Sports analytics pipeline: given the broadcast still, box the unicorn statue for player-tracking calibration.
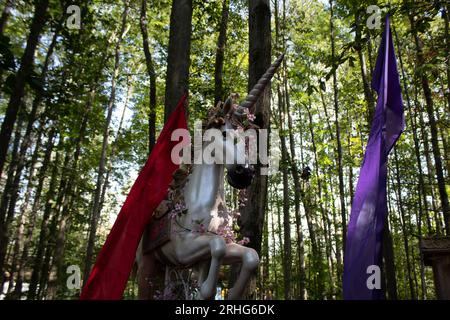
[137,54,284,300]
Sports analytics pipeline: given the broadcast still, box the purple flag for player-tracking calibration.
[343,15,405,300]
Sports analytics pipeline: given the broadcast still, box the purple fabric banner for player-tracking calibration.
[343,15,405,300]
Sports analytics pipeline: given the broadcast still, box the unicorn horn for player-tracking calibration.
[240,53,285,111]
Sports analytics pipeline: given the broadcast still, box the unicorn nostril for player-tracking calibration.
[227,164,255,190]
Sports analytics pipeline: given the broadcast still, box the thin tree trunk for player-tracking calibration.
[0,0,49,178]
[276,84,291,299]
[284,72,305,300]
[270,192,278,298]
[140,0,157,153]
[97,78,133,225]
[214,0,230,105]
[354,10,375,125]
[275,186,284,268]
[262,207,269,298]
[329,0,346,254]
[0,116,23,292]
[442,5,450,113]
[274,0,291,300]
[393,149,416,299]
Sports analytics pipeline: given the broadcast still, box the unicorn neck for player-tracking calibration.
[183,162,225,214]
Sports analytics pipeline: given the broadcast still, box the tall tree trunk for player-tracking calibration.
[284,70,305,300]
[274,0,291,300]
[83,0,129,283]
[0,116,23,291]
[409,13,450,235]
[214,0,230,105]
[329,0,346,254]
[140,0,157,153]
[164,0,192,121]
[296,90,323,297]
[275,186,284,268]
[354,9,375,126]
[261,207,269,298]
[240,0,271,257]
[442,5,450,113]
[394,149,416,299]
[269,190,278,298]
[0,0,49,179]
[97,78,133,229]
[276,84,291,300]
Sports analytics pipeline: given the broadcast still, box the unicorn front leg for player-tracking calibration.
[173,234,226,300]
[223,243,259,299]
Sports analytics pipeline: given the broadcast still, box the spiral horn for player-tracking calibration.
[240,53,285,111]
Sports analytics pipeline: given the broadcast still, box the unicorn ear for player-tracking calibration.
[222,97,233,114]
[222,93,240,115]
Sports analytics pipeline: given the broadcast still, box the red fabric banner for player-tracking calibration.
[80,95,188,300]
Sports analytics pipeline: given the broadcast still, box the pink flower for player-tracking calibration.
[247,113,256,121]
[169,211,178,219]
[238,237,250,245]
[193,220,206,233]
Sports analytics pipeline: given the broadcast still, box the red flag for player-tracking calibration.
[80,95,188,300]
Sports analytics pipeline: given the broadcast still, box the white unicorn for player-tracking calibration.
[137,54,284,300]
